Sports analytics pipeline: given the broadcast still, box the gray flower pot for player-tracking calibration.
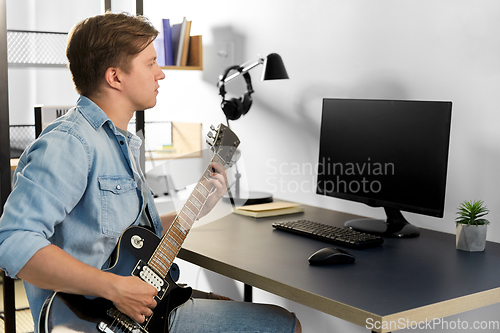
[456,224,487,252]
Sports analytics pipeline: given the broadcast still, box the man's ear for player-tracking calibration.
[104,67,122,90]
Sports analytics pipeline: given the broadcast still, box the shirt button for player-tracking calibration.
[120,141,125,145]
[116,185,121,190]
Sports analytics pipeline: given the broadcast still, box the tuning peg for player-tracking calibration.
[207,131,214,139]
[206,139,213,147]
[210,125,216,131]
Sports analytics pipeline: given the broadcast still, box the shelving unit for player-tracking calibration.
[134,0,203,171]
[161,35,203,71]
[0,2,204,332]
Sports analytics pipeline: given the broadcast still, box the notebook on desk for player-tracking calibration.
[232,202,304,218]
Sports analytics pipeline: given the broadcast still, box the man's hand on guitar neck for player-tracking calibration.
[199,162,228,219]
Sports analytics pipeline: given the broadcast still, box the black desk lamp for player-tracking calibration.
[217,53,289,206]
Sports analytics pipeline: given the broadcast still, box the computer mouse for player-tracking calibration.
[308,247,355,265]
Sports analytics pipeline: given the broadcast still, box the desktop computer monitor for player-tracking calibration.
[316,98,452,238]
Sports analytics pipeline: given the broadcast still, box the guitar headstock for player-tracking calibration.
[206,124,240,167]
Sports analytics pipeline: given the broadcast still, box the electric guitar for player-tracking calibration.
[39,124,240,333]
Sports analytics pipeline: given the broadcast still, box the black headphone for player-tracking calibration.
[219,65,254,121]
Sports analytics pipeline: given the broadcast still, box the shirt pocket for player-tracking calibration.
[98,176,139,238]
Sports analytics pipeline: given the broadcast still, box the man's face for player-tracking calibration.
[120,42,165,111]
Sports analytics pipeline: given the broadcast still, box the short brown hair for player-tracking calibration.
[66,12,158,97]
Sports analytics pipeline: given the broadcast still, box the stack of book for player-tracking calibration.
[232,202,304,218]
[155,17,201,67]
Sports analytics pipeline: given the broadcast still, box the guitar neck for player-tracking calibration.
[148,154,225,277]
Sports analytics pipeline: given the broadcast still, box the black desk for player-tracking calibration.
[178,204,500,333]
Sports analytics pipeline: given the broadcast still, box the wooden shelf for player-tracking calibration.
[161,65,202,71]
[161,35,203,71]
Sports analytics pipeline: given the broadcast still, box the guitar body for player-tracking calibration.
[39,226,192,333]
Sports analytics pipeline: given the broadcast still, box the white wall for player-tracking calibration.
[145,1,500,332]
[7,1,500,332]
[145,0,500,240]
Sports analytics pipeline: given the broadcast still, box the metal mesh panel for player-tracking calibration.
[7,30,68,66]
[9,125,35,158]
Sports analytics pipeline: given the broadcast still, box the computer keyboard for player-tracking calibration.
[272,219,384,249]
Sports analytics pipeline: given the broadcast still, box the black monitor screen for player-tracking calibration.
[317,98,452,231]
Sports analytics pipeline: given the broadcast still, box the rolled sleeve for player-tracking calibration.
[0,130,89,278]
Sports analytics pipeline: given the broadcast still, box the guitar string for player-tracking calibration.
[148,154,220,276]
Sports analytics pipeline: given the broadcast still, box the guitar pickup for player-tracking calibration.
[133,260,168,300]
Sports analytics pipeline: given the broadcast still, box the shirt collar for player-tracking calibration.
[76,95,111,130]
[75,95,142,149]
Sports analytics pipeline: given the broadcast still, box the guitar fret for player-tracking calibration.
[190,196,203,210]
[201,174,212,186]
[148,261,161,274]
[212,154,224,164]
[181,210,195,224]
[150,260,168,276]
[152,264,168,278]
[177,216,192,230]
[204,166,212,174]
[196,185,209,198]
[193,190,206,205]
[186,200,199,213]
[155,245,175,263]
[159,241,176,258]
[184,205,198,219]
[170,228,185,244]
[167,235,181,249]
[156,251,174,267]
[164,238,179,254]
[161,248,176,263]
[153,251,173,269]
[174,223,187,236]
[156,250,173,266]
[200,181,213,194]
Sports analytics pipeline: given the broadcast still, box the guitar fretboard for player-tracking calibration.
[148,154,225,277]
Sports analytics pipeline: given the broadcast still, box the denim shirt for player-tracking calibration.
[0,96,163,330]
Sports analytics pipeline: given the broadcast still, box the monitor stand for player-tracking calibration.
[344,207,420,238]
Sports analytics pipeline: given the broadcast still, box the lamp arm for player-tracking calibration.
[221,57,265,84]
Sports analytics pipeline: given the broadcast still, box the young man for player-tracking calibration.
[0,12,301,333]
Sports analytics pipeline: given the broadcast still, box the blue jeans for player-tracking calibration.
[169,298,298,333]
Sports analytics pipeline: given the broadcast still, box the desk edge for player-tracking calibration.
[178,247,381,329]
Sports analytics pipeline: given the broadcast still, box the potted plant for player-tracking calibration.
[455,200,490,252]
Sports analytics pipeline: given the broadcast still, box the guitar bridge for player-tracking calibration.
[133,260,168,299]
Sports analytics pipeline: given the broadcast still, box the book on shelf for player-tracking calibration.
[153,20,165,66]
[187,35,202,67]
[153,38,165,67]
[162,18,174,66]
[158,17,199,68]
[172,17,188,66]
[179,20,192,66]
[170,19,182,66]
[232,202,304,218]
